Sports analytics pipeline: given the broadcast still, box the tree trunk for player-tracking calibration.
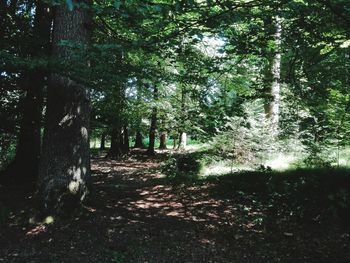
[178,132,187,150]
[173,135,177,149]
[134,131,145,148]
[122,125,129,154]
[107,127,123,158]
[37,1,92,213]
[177,86,187,150]
[159,132,167,149]
[2,0,52,183]
[265,16,282,135]
[147,86,158,155]
[100,132,106,150]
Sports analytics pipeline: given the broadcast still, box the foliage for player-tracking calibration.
[211,100,276,165]
[0,134,16,170]
[162,152,203,181]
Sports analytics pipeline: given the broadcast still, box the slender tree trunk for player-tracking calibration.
[173,135,177,149]
[147,86,158,155]
[265,16,282,135]
[122,125,129,154]
[178,132,187,150]
[37,1,92,213]
[133,82,144,149]
[2,0,52,183]
[134,131,145,148]
[159,132,167,149]
[178,86,187,150]
[100,132,106,150]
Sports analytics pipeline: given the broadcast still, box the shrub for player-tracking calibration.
[162,153,203,180]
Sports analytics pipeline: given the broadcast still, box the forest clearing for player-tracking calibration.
[1,0,350,262]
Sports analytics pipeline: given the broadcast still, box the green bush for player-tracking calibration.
[162,153,203,181]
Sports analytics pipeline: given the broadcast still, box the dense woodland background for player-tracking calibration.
[0,0,350,262]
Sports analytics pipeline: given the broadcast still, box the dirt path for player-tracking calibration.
[1,154,349,262]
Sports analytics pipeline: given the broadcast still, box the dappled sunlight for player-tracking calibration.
[2,155,350,262]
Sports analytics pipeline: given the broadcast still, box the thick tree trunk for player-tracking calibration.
[107,127,123,158]
[134,131,145,148]
[159,132,167,149]
[147,86,158,155]
[2,0,51,183]
[265,16,282,135]
[37,1,91,213]
[100,132,106,150]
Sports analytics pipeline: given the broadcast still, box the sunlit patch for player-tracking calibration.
[265,153,297,170]
[68,181,80,194]
[81,127,88,140]
[26,225,47,236]
[83,206,96,212]
[44,216,54,224]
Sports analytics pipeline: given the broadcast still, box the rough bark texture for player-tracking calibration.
[159,132,167,149]
[107,127,123,158]
[2,0,51,183]
[265,16,282,135]
[37,1,91,213]
[147,86,158,155]
[134,131,145,148]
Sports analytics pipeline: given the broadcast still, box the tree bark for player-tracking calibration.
[178,132,187,150]
[173,135,177,149]
[265,16,282,135]
[2,0,52,183]
[107,127,123,158]
[37,1,92,213]
[147,86,158,155]
[159,132,167,149]
[134,131,145,148]
[122,125,129,154]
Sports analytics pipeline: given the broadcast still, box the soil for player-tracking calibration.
[0,150,349,262]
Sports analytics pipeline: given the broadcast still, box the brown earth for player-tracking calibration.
[0,150,349,262]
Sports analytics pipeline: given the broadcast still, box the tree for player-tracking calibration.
[2,0,52,183]
[147,85,158,155]
[265,15,282,135]
[37,0,92,212]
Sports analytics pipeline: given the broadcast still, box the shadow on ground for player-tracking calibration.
[0,151,349,262]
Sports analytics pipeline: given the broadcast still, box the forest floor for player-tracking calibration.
[0,149,350,263]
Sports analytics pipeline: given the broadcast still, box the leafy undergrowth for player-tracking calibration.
[0,150,350,262]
